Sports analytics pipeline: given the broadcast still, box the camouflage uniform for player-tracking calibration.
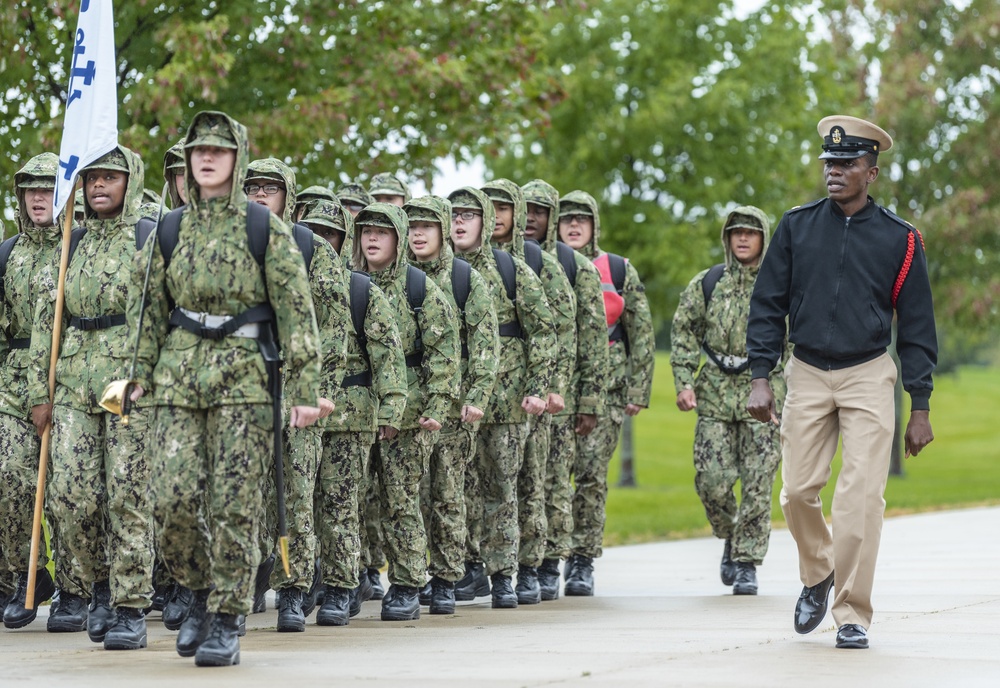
[0,154,61,582]
[671,206,786,565]
[294,185,336,223]
[130,112,321,616]
[522,179,608,563]
[559,191,655,562]
[482,180,575,572]
[29,146,154,609]
[352,203,459,589]
[404,196,499,583]
[447,187,555,578]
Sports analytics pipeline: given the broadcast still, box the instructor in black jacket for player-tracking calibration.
[746,115,936,650]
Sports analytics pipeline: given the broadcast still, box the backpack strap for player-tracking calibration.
[492,248,523,339]
[608,253,626,294]
[136,217,157,251]
[523,240,543,277]
[701,263,726,306]
[292,223,315,273]
[246,201,271,267]
[555,241,578,287]
[452,257,472,359]
[158,206,186,268]
[343,270,373,388]
[405,264,427,367]
[0,234,20,302]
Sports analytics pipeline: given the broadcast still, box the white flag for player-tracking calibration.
[53,0,119,218]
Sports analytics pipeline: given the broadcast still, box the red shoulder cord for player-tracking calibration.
[891,228,924,308]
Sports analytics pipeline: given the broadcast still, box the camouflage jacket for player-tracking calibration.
[523,179,607,417]
[28,146,145,413]
[560,190,655,409]
[352,203,459,429]
[1,153,62,419]
[405,195,499,415]
[449,187,555,424]
[129,112,321,408]
[671,205,787,421]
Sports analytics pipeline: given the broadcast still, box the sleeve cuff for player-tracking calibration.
[909,392,931,412]
[750,359,774,380]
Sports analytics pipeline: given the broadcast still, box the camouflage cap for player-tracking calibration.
[82,147,130,174]
[521,179,558,209]
[244,170,285,184]
[368,172,410,200]
[481,184,514,204]
[404,206,440,224]
[447,190,483,210]
[355,206,398,230]
[164,140,186,173]
[15,152,59,190]
[725,212,764,232]
[297,185,336,203]
[185,114,238,149]
[558,200,594,218]
[337,182,374,207]
[302,198,348,233]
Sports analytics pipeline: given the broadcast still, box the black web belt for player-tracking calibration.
[498,321,524,339]
[68,313,127,331]
[8,338,30,349]
[168,303,274,341]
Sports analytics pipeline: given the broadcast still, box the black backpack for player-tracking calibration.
[555,241,578,287]
[701,263,726,306]
[605,252,629,353]
[0,235,20,301]
[491,248,523,339]
[451,257,473,358]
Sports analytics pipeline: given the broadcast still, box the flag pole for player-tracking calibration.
[26,179,78,610]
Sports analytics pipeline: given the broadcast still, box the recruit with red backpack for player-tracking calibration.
[593,252,628,354]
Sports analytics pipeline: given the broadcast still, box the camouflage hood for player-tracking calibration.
[403,194,454,270]
[162,139,186,208]
[295,185,336,219]
[481,178,526,258]
[14,152,61,235]
[301,197,354,258]
[184,110,250,211]
[81,144,145,230]
[446,186,497,258]
[558,190,603,259]
[721,204,770,268]
[352,202,410,282]
[248,157,297,225]
[521,178,560,253]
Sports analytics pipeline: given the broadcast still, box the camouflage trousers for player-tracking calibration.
[48,404,153,607]
[693,417,781,564]
[467,422,528,577]
[150,403,270,616]
[373,428,434,588]
[570,405,624,560]
[361,444,386,571]
[543,415,577,561]
[0,414,47,573]
[420,420,476,582]
[517,413,550,568]
[315,430,372,589]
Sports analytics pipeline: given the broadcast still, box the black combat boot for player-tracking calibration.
[3,568,56,629]
[380,584,420,621]
[301,559,323,617]
[194,613,241,667]
[563,554,594,597]
[428,577,455,615]
[720,539,737,586]
[454,562,490,601]
[252,553,275,613]
[316,585,350,626]
[515,565,541,605]
[538,558,561,601]
[349,570,373,618]
[103,607,148,650]
[367,567,385,600]
[418,580,433,607]
[490,573,517,609]
[87,580,114,642]
[276,587,305,632]
[175,588,212,657]
[162,584,194,630]
[732,562,759,596]
[47,590,88,632]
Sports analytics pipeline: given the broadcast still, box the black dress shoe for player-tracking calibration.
[367,568,385,601]
[381,584,420,621]
[276,588,305,633]
[162,585,193,630]
[538,559,561,601]
[564,554,594,597]
[720,539,737,586]
[88,580,114,643]
[836,623,869,649]
[794,571,835,634]
[301,559,323,618]
[490,573,517,609]
[195,613,241,667]
[4,568,56,629]
[454,562,490,601]
[732,562,758,596]
[349,570,373,617]
[176,588,212,657]
[104,607,148,650]
[428,577,455,615]
[515,565,541,605]
[47,591,88,632]
[316,585,350,626]
[252,554,275,613]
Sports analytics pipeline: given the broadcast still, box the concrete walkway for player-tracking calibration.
[2,506,998,687]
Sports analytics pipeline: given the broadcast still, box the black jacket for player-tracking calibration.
[747,197,937,410]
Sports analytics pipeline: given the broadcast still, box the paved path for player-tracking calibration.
[3,506,998,687]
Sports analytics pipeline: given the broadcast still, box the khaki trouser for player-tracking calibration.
[779,353,896,629]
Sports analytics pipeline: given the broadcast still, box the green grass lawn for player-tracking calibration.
[603,352,1000,545]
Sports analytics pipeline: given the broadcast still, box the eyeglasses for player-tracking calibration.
[451,211,482,221]
[560,213,591,225]
[244,183,284,196]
